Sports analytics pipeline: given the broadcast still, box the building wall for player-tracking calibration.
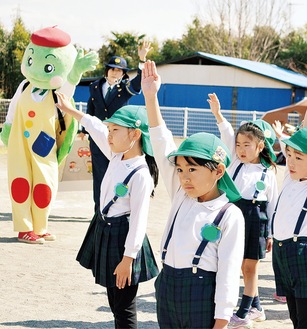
[74,64,306,112]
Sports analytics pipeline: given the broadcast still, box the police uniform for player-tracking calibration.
[218,120,278,259]
[149,124,245,328]
[84,57,143,211]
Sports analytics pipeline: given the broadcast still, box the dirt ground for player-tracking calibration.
[0,142,293,329]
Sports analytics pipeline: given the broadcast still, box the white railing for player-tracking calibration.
[1,100,301,138]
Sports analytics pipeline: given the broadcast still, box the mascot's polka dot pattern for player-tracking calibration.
[24,109,36,138]
[11,178,30,203]
[11,178,52,208]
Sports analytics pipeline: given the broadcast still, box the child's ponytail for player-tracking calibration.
[145,154,159,197]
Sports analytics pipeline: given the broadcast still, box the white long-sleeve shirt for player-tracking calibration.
[80,114,153,259]
[149,123,245,321]
[273,137,307,240]
[217,120,278,222]
[273,168,307,240]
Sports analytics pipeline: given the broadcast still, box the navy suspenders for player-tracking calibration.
[232,163,243,181]
[272,194,307,242]
[101,164,147,216]
[232,163,267,203]
[162,202,233,274]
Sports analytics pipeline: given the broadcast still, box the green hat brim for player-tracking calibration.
[282,128,307,154]
[167,150,241,202]
[104,117,153,156]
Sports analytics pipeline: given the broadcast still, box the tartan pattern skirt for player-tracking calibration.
[234,199,268,260]
[273,237,307,298]
[76,211,159,288]
[155,264,216,329]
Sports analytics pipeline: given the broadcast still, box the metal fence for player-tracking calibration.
[75,102,264,138]
[0,100,11,128]
[0,100,301,139]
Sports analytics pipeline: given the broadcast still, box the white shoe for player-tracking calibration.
[248,307,266,322]
[228,314,253,328]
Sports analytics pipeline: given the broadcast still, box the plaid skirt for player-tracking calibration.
[76,211,159,288]
[273,237,307,298]
[234,199,268,260]
[155,264,216,329]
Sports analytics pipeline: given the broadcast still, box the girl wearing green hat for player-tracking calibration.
[271,117,307,329]
[142,61,245,328]
[209,93,279,328]
[55,91,159,329]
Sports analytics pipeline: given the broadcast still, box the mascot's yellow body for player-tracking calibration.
[1,26,98,243]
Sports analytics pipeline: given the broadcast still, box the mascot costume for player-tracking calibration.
[0,26,98,244]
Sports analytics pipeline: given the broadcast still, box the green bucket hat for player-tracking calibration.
[246,119,277,167]
[167,132,241,202]
[104,105,153,156]
[282,127,307,154]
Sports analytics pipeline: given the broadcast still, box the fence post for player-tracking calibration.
[183,108,188,138]
[252,111,257,121]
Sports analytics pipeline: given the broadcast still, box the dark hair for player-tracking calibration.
[105,67,129,80]
[145,154,159,197]
[175,156,219,171]
[236,122,276,168]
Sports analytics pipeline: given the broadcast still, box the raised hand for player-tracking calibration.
[207,93,221,116]
[208,93,224,124]
[141,60,161,97]
[138,40,153,61]
[272,120,284,139]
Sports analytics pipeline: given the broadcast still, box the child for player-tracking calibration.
[142,61,245,329]
[80,41,152,212]
[208,93,279,328]
[271,118,307,328]
[55,91,159,329]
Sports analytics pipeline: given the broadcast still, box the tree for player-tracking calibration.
[97,32,145,70]
[93,32,162,77]
[248,25,281,62]
[192,0,289,61]
[2,16,30,98]
[0,24,8,98]
[276,26,307,75]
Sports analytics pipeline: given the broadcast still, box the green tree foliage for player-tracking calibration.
[98,32,146,70]
[1,16,30,98]
[275,26,307,75]
[0,24,8,98]
[92,32,162,77]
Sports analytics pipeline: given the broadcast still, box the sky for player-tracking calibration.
[1,0,307,51]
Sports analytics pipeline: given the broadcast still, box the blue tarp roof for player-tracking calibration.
[193,52,307,88]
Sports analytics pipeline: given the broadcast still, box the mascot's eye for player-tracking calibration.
[28,57,33,66]
[44,64,55,73]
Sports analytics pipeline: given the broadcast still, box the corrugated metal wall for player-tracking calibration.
[74,64,306,112]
